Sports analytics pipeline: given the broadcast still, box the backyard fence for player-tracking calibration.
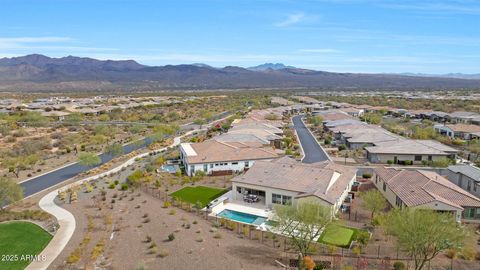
[139,184,477,270]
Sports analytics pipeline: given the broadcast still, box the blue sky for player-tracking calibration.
[0,0,479,73]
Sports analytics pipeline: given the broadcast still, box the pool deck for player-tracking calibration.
[210,201,274,219]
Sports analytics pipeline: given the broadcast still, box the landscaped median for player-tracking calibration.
[170,186,228,208]
[0,221,53,270]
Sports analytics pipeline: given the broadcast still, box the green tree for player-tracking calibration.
[385,209,469,270]
[19,111,49,127]
[360,189,388,219]
[430,157,452,168]
[127,170,144,187]
[308,116,323,127]
[361,113,382,125]
[78,152,101,167]
[193,118,206,128]
[273,202,332,270]
[0,177,23,207]
[64,112,84,126]
[4,155,38,178]
[105,143,124,157]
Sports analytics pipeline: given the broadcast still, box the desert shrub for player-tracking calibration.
[167,233,175,241]
[169,209,176,215]
[148,246,158,254]
[352,246,361,256]
[338,144,347,151]
[393,261,405,270]
[460,247,476,261]
[162,201,171,208]
[195,238,203,242]
[158,249,169,258]
[121,183,129,190]
[355,230,370,246]
[446,249,457,259]
[67,248,81,264]
[91,239,105,260]
[362,173,372,179]
[387,160,394,165]
[145,235,152,243]
[213,233,222,239]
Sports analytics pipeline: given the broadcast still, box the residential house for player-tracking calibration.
[365,139,458,164]
[373,167,480,222]
[340,107,365,117]
[231,157,357,215]
[442,164,480,198]
[434,124,480,140]
[448,111,480,124]
[180,140,279,176]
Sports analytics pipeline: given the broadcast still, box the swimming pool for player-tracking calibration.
[217,209,266,225]
[161,164,177,173]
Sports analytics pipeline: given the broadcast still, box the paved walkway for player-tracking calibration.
[292,115,331,163]
[25,123,219,269]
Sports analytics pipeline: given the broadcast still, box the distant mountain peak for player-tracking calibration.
[0,54,479,91]
[247,63,296,71]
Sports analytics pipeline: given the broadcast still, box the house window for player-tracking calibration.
[474,183,477,192]
[215,163,219,166]
[203,164,208,172]
[375,175,378,184]
[272,194,282,204]
[428,155,432,161]
[467,180,472,191]
[210,164,213,169]
[232,162,238,165]
[464,208,475,219]
[395,196,403,208]
[414,155,422,161]
[383,182,386,192]
[272,194,292,205]
[282,196,292,205]
[244,161,250,168]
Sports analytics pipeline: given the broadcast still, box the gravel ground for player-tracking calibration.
[49,179,282,270]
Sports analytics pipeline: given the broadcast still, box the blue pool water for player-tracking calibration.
[218,209,266,225]
[161,164,177,173]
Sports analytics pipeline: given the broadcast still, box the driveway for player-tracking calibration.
[292,115,331,163]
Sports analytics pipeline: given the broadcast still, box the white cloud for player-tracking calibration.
[297,48,342,53]
[274,12,305,27]
[0,36,117,53]
[0,36,72,49]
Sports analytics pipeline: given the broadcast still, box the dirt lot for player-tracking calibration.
[49,176,282,270]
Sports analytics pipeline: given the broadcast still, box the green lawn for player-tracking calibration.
[318,224,360,248]
[170,186,227,207]
[0,221,53,270]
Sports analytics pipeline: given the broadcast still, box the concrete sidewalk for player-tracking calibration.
[25,127,206,269]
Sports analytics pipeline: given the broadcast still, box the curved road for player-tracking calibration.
[20,138,154,198]
[19,111,231,199]
[292,115,331,163]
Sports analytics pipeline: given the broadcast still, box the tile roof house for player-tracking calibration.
[434,124,480,140]
[180,140,279,176]
[365,139,458,164]
[231,157,357,214]
[443,164,480,199]
[448,111,480,124]
[373,167,480,222]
